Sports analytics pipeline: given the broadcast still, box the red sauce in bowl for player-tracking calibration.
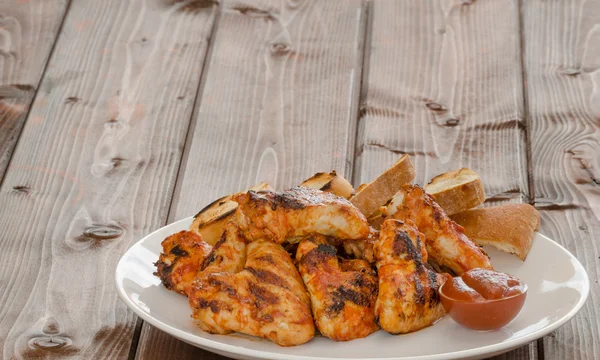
[439,269,527,330]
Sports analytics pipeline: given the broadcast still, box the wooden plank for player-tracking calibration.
[134,0,368,357]
[0,0,69,182]
[134,325,226,360]
[357,1,535,359]
[0,0,217,358]
[523,0,600,358]
[491,346,539,360]
[356,0,528,203]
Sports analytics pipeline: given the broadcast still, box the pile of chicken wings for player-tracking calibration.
[155,185,492,346]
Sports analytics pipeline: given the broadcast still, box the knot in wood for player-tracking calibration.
[179,0,217,13]
[13,185,31,193]
[28,335,72,350]
[42,317,61,335]
[83,224,124,240]
[270,43,291,56]
[426,102,446,111]
[13,84,36,92]
[233,5,275,20]
[111,157,125,168]
[445,118,460,127]
[561,68,580,76]
[0,84,35,99]
[105,119,123,130]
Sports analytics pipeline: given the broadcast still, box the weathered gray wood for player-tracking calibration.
[523,0,600,358]
[357,1,534,359]
[491,345,539,360]
[0,0,69,182]
[356,0,528,202]
[134,0,368,358]
[0,0,217,358]
[135,325,225,360]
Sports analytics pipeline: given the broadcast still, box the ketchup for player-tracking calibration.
[439,269,528,330]
[444,268,526,301]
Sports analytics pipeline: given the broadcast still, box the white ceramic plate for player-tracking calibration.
[116,217,589,360]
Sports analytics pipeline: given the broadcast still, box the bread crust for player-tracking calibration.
[450,204,540,260]
[190,183,271,245]
[425,168,485,216]
[350,154,415,217]
[300,171,355,199]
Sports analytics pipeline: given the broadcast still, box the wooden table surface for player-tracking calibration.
[0,0,597,359]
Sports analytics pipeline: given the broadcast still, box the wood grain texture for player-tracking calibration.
[135,326,225,360]
[491,345,539,360]
[523,0,600,358]
[356,0,528,204]
[134,0,367,358]
[0,0,217,358]
[171,0,367,206]
[0,0,69,182]
[357,1,534,359]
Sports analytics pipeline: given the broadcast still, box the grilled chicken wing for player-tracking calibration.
[335,227,379,263]
[232,186,370,244]
[154,231,212,295]
[384,185,492,274]
[296,234,379,341]
[188,222,315,346]
[375,219,450,334]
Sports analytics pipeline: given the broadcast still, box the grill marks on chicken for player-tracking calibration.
[154,231,212,295]
[375,219,451,334]
[233,186,370,244]
[296,234,379,341]
[385,185,492,275]
[153,185,490,345]
[201,222,247,274]
[188,223,315,346]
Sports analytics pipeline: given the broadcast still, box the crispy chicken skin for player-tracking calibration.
[188,223,315,346]
[385,185,493,275]
[201,222,247,274]
[232,186,370,244]
[375,219,451,334]
[154,231,212,295]
[296,234,379,341]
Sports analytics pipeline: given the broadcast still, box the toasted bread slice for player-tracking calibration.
[301,171,355,199]
[190,182,271,245]
[354,183,368,193]
[450,204,540,260]
[350,154,416,217]
[367,211,385,230]
[424,168,485,216]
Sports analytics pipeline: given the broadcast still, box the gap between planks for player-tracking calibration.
[0,0,72,186]
[132,0,370,358]
[0,0,221,358]
[353,1,535,359]
[352,0,374,187]
[126,1,224,359]
[517,0,543,358]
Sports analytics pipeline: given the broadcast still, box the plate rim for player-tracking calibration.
[115,217,590,360]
